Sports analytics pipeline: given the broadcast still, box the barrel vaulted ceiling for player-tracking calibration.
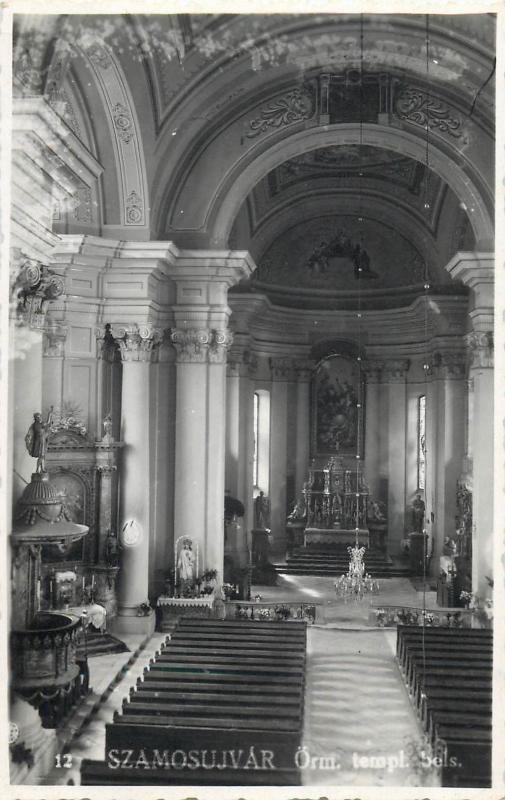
[13,13,495,309]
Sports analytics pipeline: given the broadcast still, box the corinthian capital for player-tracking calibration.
[10,253,65,330]
[382,359,410,382]
[465,331,493,369]
[171,328,232,364]
[362,360,384,383]
[269,357,295,381]
[209,330,233,364]
[432,351,467,379]
[292,359,315,382]
[114,324,162,363]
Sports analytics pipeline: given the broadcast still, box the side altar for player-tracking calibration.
[287,456,370,548]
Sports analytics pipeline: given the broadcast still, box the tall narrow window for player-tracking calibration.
[418,394,426,490]
[253,389,270,495]
[253,391,259,488]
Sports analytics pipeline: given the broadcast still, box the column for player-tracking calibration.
[465,332,494,596]
[431,352,467,572]
[113,324,160,635]
[293,361,313,496]
[171,328,232,584]
[226,345,256,532]
[383,359,409,555]
[169,251,254,585]
[269,357,292,554]
[149,337,176,596]
[447,252,494,597]
[363,361,383,500]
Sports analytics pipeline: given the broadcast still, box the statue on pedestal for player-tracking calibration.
[105,530,120,567]
[25,407,54,473]
[254,491,270,530]
[101,413,114,444]
[177,539,196,593]
[412,492,426,533]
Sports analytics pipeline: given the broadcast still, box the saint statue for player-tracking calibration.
[177,541,196,587]
[102,413,114,443]
[412,493,426,533]
[254,491,269,530]
[288,494,307,522]
[105,530,120,567]
[25,407,54,473]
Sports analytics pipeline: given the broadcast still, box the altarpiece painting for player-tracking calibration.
[311,354,365,458]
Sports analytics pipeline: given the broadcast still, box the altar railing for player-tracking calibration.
[226,600,321,624]
[369,604,473,628]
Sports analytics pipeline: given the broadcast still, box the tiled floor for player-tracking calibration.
[37,575,440,787]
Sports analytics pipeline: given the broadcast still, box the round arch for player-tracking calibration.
[210,124,493,251]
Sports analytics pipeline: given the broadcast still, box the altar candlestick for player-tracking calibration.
[36,578,41,611]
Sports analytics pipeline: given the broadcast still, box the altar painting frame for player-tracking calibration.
[311,354,365,459]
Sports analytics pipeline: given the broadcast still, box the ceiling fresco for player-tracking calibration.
[255,215,427,292]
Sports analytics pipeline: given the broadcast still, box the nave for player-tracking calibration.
[38,573,491,789]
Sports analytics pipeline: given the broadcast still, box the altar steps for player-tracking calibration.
[279,547,411,578]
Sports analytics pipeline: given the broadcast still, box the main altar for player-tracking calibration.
[289,456,370,548]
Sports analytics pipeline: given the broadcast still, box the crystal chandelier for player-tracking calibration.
[334,15,379,604]
[335,540,379,600]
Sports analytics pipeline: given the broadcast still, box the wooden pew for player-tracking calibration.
[396,625,493,787]
[81,618,307,785]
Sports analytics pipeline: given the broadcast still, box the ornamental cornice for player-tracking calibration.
[465,331,494,369]
[171,328,232,364]
[114,325,162,363]
[382,359,410,381]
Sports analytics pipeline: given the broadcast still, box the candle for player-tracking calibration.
[50,579,54,608]
[36,578,41,611]
[91,574,95,590]
[82,576,85,597]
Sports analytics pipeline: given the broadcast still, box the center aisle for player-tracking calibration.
[302,626,440,787]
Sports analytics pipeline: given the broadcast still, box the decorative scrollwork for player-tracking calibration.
[394,85,463,139]
[125,190,143,225]
[86,44,112,70]
[247,89,313,139]
[112,102,135,144]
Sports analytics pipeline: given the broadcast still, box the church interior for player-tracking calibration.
[6,11,499,791]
